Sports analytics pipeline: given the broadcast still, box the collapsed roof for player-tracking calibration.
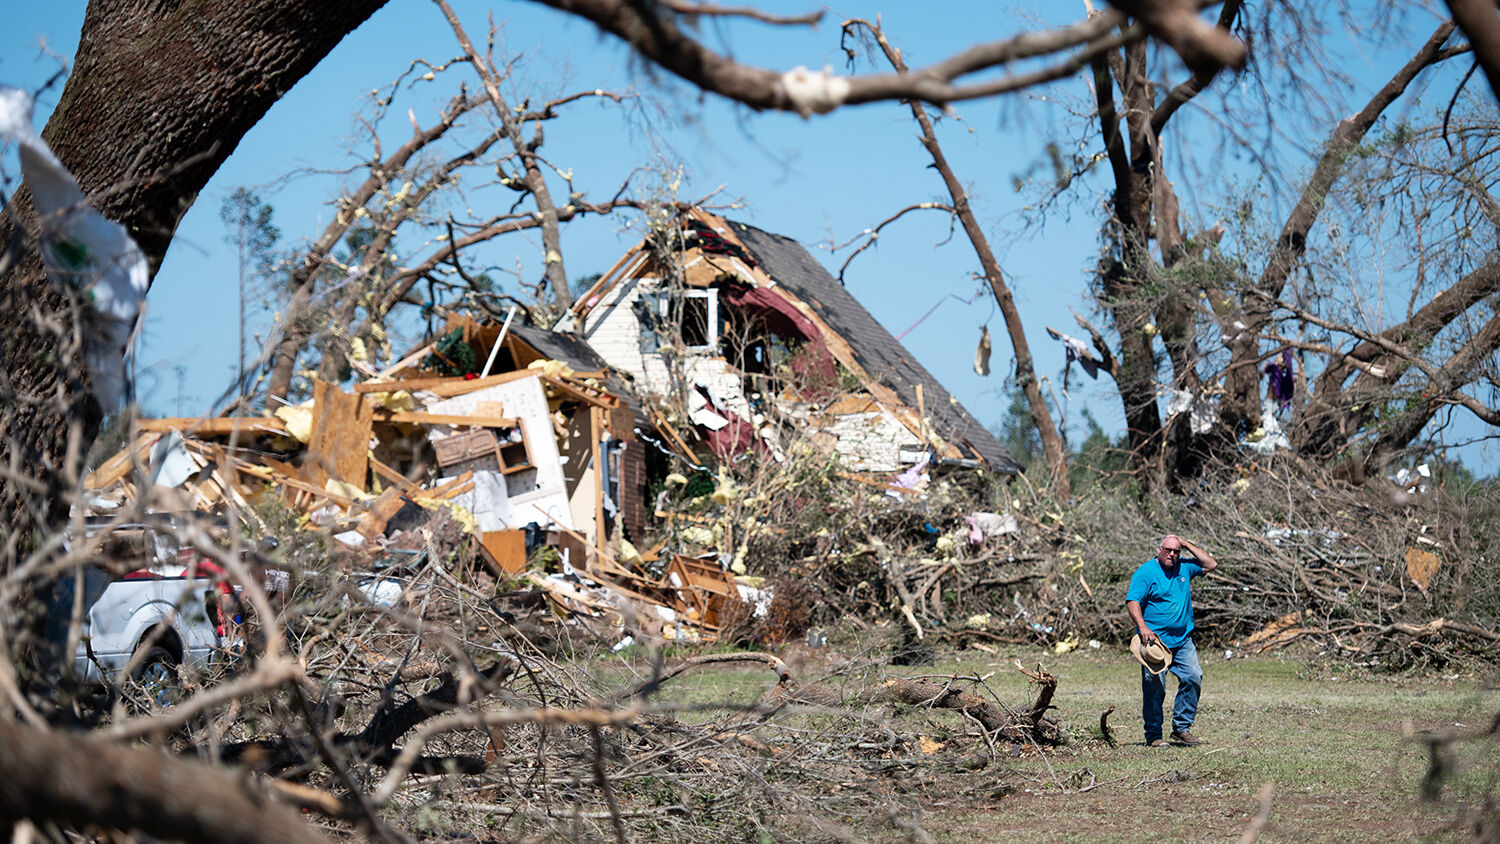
[561,208,1021,475]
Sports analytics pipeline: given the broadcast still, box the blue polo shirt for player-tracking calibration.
[1126,557,1203,648]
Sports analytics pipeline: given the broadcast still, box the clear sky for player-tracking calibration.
[4,1,1495,477]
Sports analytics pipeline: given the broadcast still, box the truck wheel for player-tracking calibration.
[130,645,180,708]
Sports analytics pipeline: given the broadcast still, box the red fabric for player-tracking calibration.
[181,553,237,636]
[704,410,759,461]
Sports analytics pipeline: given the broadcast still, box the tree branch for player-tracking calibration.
[524,0,1136,114]
[0,722,326,844]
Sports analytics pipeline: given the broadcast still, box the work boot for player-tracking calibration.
[1170,729,1202,746]
[1147,738,1168,748]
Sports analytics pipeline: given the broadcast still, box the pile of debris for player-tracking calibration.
[85,314,741,641]
[86,209,1034,645]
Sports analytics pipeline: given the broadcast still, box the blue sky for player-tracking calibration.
[4,1,1495,477]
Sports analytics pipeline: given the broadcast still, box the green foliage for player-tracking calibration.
[1068,409,1131,493]
[423,327,477,376]
[992,380,1043,471]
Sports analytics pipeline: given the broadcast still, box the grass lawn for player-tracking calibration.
[611,644,1500,842]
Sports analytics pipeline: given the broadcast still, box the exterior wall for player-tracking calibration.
[580,275,755,428]
[427,375,573,531]
[577,276,650,382]
[820,410,923,472]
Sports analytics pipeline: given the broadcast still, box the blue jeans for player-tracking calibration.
[1141,636,1202,741]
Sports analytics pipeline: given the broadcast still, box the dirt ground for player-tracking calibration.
[642,644,1500,843]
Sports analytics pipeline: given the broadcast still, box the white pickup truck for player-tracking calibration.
[49,517,244,704]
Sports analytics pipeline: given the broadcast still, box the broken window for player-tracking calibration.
[638,285,720,353]
[674,288,718,350]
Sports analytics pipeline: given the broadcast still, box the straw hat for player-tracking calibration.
[1130,634,1173,675]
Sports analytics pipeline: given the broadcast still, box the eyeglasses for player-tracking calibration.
[1159,547,1181,555]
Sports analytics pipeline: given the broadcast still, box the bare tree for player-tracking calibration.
[838,17,1072,500]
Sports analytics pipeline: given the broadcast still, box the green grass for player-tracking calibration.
[619,644,1498,842]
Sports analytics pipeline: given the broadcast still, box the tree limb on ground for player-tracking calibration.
[0,721,326,844]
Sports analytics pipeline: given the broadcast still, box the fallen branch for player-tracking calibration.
[0,722,326,844]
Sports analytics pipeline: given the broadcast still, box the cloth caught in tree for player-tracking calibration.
[1264,348,1294,411]
[1046,327,1100,379]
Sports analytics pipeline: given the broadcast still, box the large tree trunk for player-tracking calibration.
[0,0,386,693]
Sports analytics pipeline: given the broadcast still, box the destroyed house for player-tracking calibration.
[84,314,649,576]
[557,209,1021,478]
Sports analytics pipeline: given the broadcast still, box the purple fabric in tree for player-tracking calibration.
[1264,348,1295,410]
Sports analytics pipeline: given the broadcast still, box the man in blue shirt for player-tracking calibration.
[1126,534,1218,747]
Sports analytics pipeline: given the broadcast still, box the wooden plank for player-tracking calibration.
[368,455,422,496]
[647,409,698,463]
[353,374,461,394]
[273,473,356,510]
[590,405,605,548]
[425,470,475,500]
[357,487,407,539]
[135,417,288,436]
[667,554,738,627]
[543,513,666,596]
[305,381,370,490]
[569,243,645,316]
[477,530,528,576]
[432,480,474,500]
[373,411,519,428]
[423,369,540,398]
[367,341,437,381]
[542,374,618,408]
[85,432,157,490]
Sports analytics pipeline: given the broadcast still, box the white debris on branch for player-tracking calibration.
[0,85,148,409]
[778,65,851,117]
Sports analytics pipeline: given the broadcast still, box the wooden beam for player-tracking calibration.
[373,411,519,428]
[424,369,541,398]
[426,470,475,500]
[590,405,606,549]
[85,432,158,490]
[368,456,423,496]
[542,374,618,408]
[135,417,288,436]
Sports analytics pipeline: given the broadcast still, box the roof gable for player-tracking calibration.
[723,219,1020,475]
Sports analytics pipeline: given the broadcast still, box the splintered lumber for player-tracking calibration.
[86,432,158,490]
[134,416,289,437]
[524,571,615,614]
[666,555,738,627]
[541,374,617,408]
[646,408,699,463]
[306,380,373,489]
[368,341,438,381]
[357,487,408,539]
[425,471,475,500]
[355,369,537,398]
[544,516,664,602]
[368,456,423,496]
[271,474,357,510]
[373,411,518,428]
